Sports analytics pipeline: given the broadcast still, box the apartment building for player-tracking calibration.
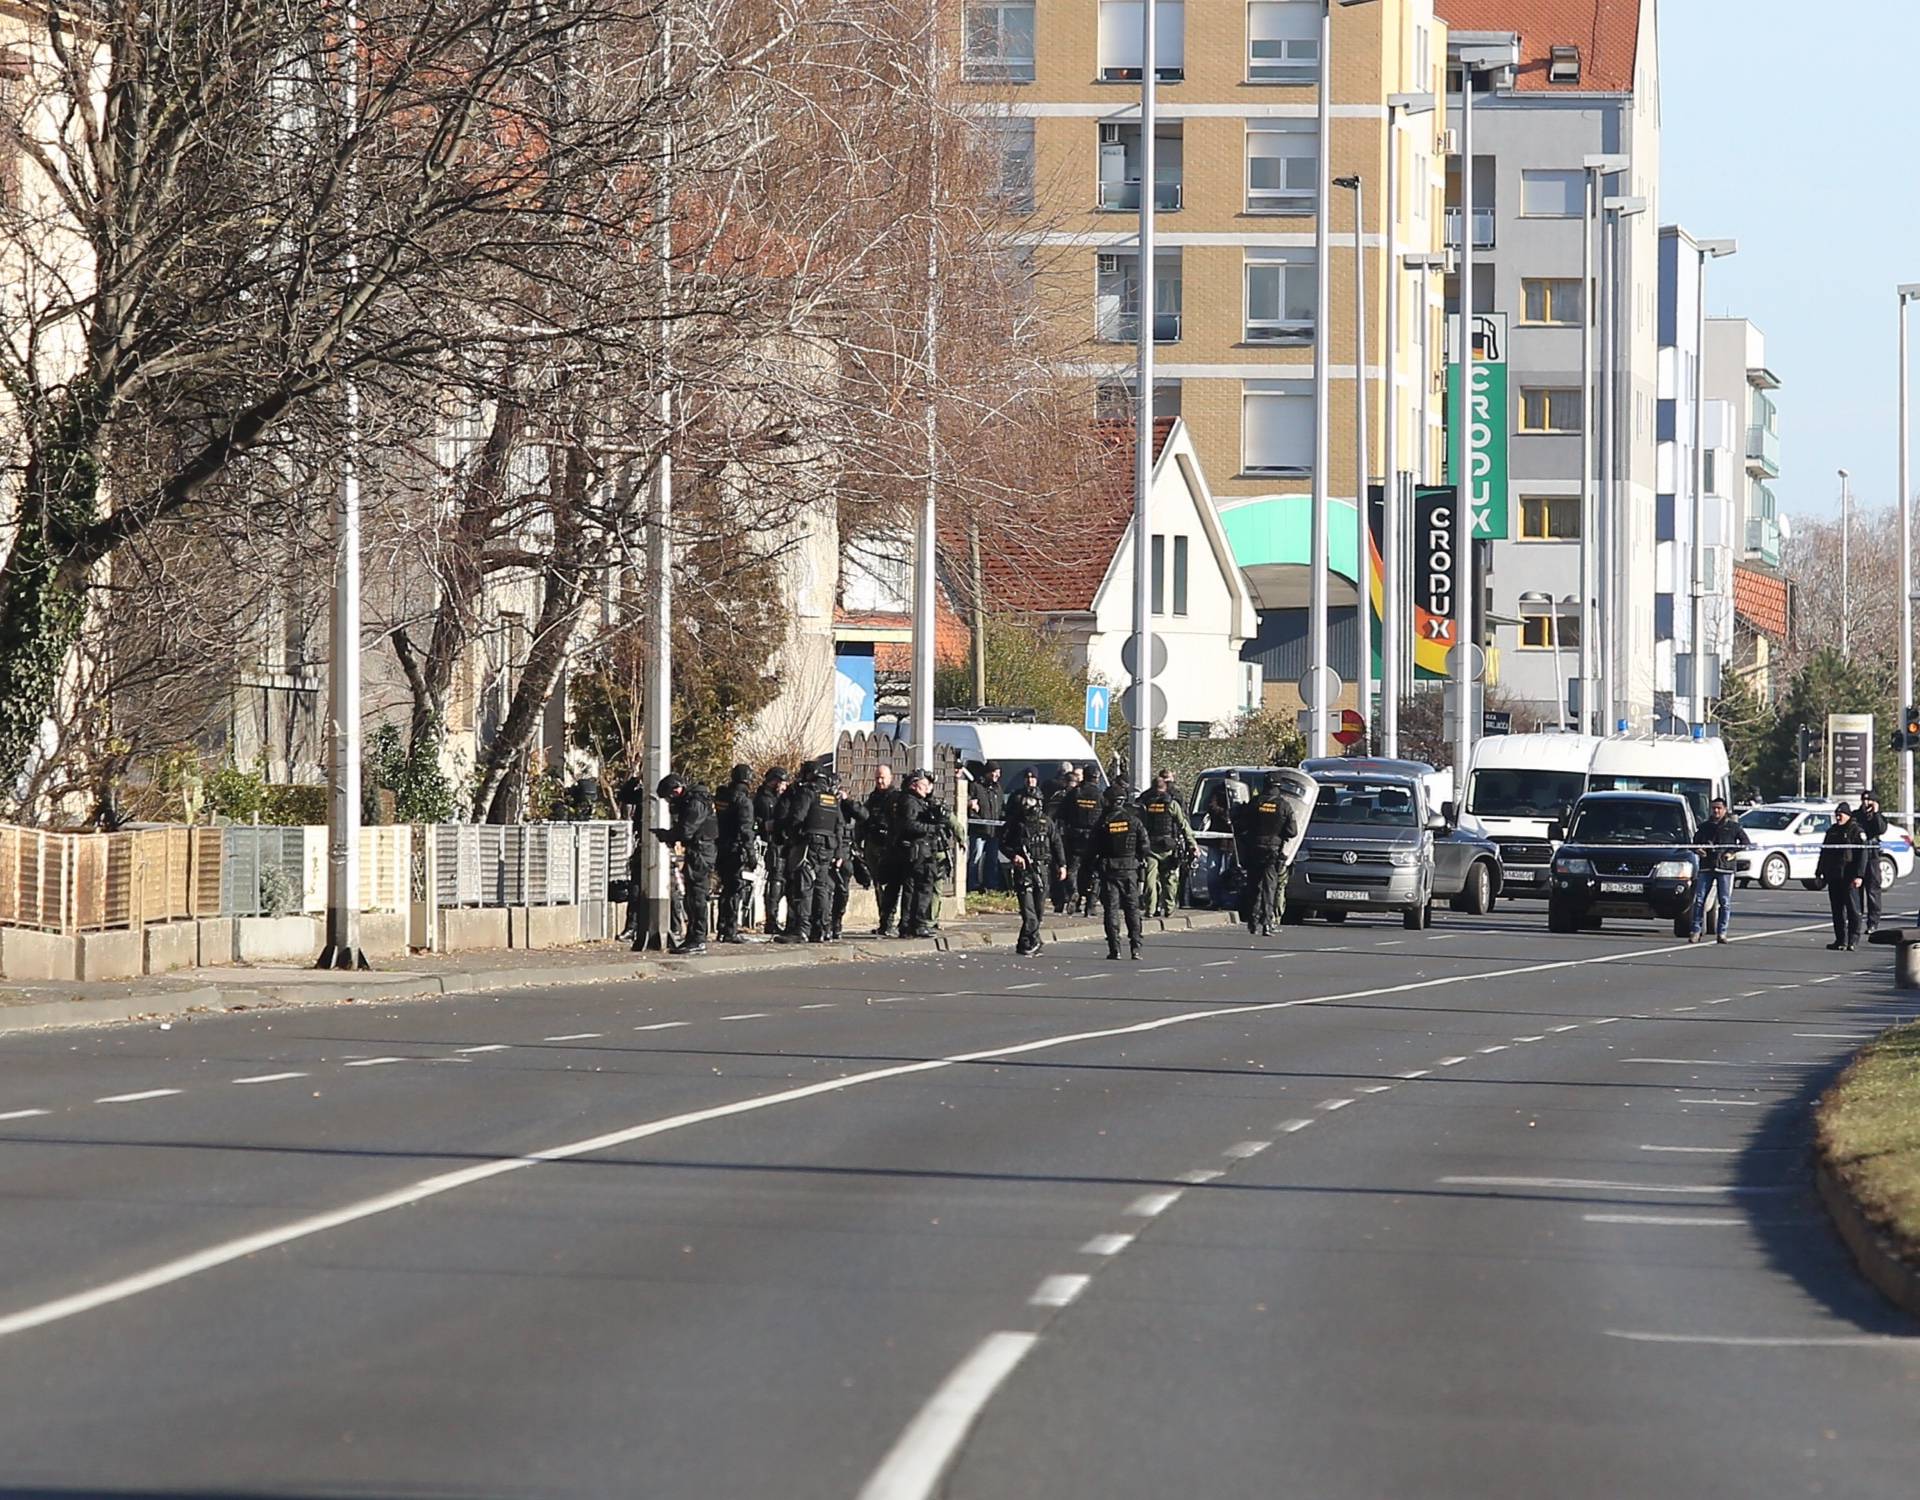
[955,0,1450,716]
[1653,225,1737,729]
[1704,315,1790,702]
[1436,0,1661,731]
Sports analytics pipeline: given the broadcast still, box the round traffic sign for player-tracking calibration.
[1120,634,1170,679]
[1119,682,1170,729]
[1296,666,1345,702]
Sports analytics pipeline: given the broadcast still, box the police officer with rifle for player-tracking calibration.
[1083,779,1149,960]
[1137,769,1196,918]
[648,774,719,956]
[776,762,846,944]
[715,764,757,944]
[1233,772,1298,937]
[1000,767,1066,957]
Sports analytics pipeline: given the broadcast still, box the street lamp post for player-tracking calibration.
[1690,237,1737,731]
[1580,155,1626,735]
[1839,467,1853,661]
[1334,173,1369,748]
[1898,284,1920,828]
[1599,191,1646,733]
[1519,591,1573,729]
[1128,0,1159,787]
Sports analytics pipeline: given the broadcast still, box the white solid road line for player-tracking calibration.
[1605,1330,1915,1348]
[1680,1098,1762,1106]
[1795,1033,1878,1040]
[1126,1191,1183,1218]
[1585,1214,1745,1227]
[455,1045,511,1054]
[543,1033,603,1042]
[231,1073,307,1085]
[0,1109,50,1121]
[856,1331,1039,1500]
[1442,1175,1788,1195]
[0,922,1821,1343]
[1029,1274,1091,1309]
[1640,1145,1739,1155]
[1080,1233,1134,1256]
[94,1090,181,1104]
[1623,1058,1746,1067]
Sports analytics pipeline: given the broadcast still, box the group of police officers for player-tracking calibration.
[638,760,1301,963]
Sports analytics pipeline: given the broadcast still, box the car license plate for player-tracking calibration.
[1513,869,1543,883]
[1326,890,1369,902]
[1601,880,1641,894]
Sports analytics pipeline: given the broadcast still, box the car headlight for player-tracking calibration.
[1651,860,1693,879]
[1389,849,1421,867]
[1554,857,1593,875]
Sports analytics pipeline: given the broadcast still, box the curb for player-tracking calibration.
[0,910,1243,1036]
[1814,1159,1920,1322]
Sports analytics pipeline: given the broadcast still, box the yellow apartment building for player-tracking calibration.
[955,0,1452,711]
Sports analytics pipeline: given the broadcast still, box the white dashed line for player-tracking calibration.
[1029,1274,1091,1309]
[1203,960,1236,968]
[456,1045,511,1054]
[1125,1191,1183,1217]
[1548,1024,1580,1032]
[1624,1058,1746,1067]
[1377,940,1404,947]
[1222,1140,1272,1159]
[1477,1045,1509,1054]
[1436,1056,1469,1067]
[1679,1098,1762,1106]
[1397,1069,1430,1079]
[1606,1331,1914,1348]
[0,1109,49,1121]
[231,1072,306,1085]
[1138,967,1176,974]
[1593,1017,1621,1025]
[1355,1084,1393,1094]
[635,1021,690,1031]
[1006,983,1043,991]
[1278,1118,1315,1133]
[1704,998,1732,1005]
[1673,1006,1698,1013]
[800,1003,837,1010]
[1585,1214,1746,1227]
[856,1331,1039,1500]
[544,1033,603,1042]
[1318,1097,1353,1111]
[1811,975,1843,985]
[1441,1175,1788,1195]
[1795,1033,1877,1041]
[1512,1035,1546,1043]
[1080,1233,1135,1256]
[1640,1144,1740,1155]
[1739,990,1767,998]
[1179,1169,1225,1184]
[343,1058,404,1068]
[720,1013,768,1022]
[95,1090,181,1104]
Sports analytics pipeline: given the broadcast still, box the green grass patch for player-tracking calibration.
[1818,1022,1920,1268]
[965,891,1019,914]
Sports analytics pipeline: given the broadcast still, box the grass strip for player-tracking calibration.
[1818,1022,1920,1269]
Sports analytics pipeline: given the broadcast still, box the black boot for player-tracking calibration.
[1107,946,1120,960]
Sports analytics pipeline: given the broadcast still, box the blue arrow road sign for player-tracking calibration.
[1084,685,1111,735]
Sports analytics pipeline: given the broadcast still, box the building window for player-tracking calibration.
[1521,277,1583,326]
[1173,534,1190,616]
[1147,534,1190,618]
[1247,0,1320,84]
[1177,720,1211,740]
[1703,448,1718,496]
[1246,119,1316,214]
[1519,168,1584,218]
[1654,593,1675,641]
[1095,251,1182,343]
[1097,379,1182,419]
[964,3,1035,82]
[1099,1,1184,82]
[978,118,1034,210]
[1518,496,1580,540]
[1655,493,1676,542]
[1244,250,1315,343]
[1242,379,1312,475]
[1519,609,1579,650]
[1097,121,1183,212]
[1520,387,1582,434]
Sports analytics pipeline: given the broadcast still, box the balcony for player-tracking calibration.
[1745,422,1780,478]
[1098,310,1183,344]
[1746,515,1782,567]
[1444,206,1496,250]
[1097,179,1183,212]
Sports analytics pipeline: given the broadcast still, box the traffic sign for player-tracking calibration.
[1084,684,1111,735]
[1120,634,1169,678]
[1334,709,1366,748]
[1120,682,1169,730]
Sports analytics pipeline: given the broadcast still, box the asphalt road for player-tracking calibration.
[0,887,1916,1499]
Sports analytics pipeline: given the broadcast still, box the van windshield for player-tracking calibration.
[1569,799,1691,845]
[1588,774,1712,823]
[1468,769,1586,820]
[1314,780,1419,828]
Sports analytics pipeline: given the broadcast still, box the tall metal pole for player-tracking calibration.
[1450,66,1475,781]
[639,4,675,950]
[1382,138,1401,756]
[1900,289,1917,828]
[1129,0,1157,785]
[910,4,940,768]
[321,0,365,970]
[1578,175,1596,735]
[1417,262,1432,485]
[1689,246,1710,730]
[1342,174,1370,750]
[1597,205,1616,733]
[969,525,987,708]
[1840,468,1852,661]
[1307,0,1333,758]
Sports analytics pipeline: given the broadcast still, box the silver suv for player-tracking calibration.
[1286,771,1442,930]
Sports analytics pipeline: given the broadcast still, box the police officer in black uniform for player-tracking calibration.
[754,767,790,935]
[1056,771,1105,916]
[1856,789,1889,934]
[776,763,845,943]
[1137,770,1196,918]
[862,764,904,935]
[1001,767,1066,956]
[715,764,757,943]
[896,768,949,938]
[1234,772,1299,936]
[650,774,719,956]
[1083,779,1149,959]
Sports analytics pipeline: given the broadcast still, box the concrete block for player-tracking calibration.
[0,928,79,982]
[196,917,236,967]
[440,907,511,952]
[508,906,528,949]
[359,911,409,961]
[77,929,143,981]
[234,915,322,965]
[142,922,198,975]
[578,900,611,942]
[522,905,582,950]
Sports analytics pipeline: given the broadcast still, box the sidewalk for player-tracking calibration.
[0,909,1241,1035]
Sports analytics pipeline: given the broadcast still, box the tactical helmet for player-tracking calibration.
[657,774,686,799]
[731,763,754,785]
[765,766,788,783]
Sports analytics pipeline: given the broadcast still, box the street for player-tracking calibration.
[1,890,1916,1499]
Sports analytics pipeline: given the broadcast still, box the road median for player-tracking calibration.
[1815,1022,1920,1318]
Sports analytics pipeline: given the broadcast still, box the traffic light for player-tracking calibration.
[1797,724,1813,764]
[1895,707,1920,754]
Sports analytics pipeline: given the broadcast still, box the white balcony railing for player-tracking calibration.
[1098,309,1182,344]
[1097,179,1184,212]
[1444,206,1496,249]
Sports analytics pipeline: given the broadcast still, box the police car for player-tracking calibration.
[1734,800,1915,891]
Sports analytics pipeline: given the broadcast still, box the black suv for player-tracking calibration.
[1546,792,1706,938]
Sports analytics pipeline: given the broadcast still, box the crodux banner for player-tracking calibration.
[1445,312,1510,541]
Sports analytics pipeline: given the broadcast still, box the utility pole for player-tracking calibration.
[1690,237,1737,730]
[909,1,940,770]
[1128,0,1157,786]
[1898,285,1920,828]
[1306,0,1333,759]
[969,525,987,708]
[1335,172,1370,749]
[1839,467,1853,661]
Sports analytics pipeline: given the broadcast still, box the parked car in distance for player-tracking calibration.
[1734,801,1915,891]
[1546,792,1707,938]
[1304,757,1502,913]
[1287,770,1442,930]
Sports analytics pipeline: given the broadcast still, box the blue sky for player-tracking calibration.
[1661,0,1919,521]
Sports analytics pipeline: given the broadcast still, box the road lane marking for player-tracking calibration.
[1080,1234,1134,1256]
[1441,1176,1788,1195]
[0,1109,49,1121]
[634,1021,689,1031]
[1705,999,1732,1005]
[1278,1118,1314,1133]
[1356,1084,1392,1094]
[1811,975,1843,985]
[720,1013,768,1021]
[1548,1025,1580,1032]
[1222,1140,1272,1159]
[1606,1331,1914,1348]
[94,1090,181,1104]
[1203,961,1236,968]
[1437,1057,1469,1067]
[543,1033,603,1042]
[800,1003,837,1010]
[1624,1058,1746,1067]
[1679,1098,1761,1106]
[1593,1017,1621,1025]
[1006,983,1043,991]
[1672,1006,1698,1013]
[1377,940,1404,947]
[0,922,1824,1343]
[1029,1274,1091,1309]
[1795,1033,1877,1040]
[1585,1214,1746,1227]
[231,1073,307,1085]
[1640,1145,1739,1155]
[1179,1169,1224,1184]
[456,1045,511,1054]
[1138,966,1175,974]
[1397,1070,1430,1079]
[1477,1045,1509,1054]
[1513,1035,1546,1043]
[856,1331,1039,1500]
[342,1058,404,1068]
[1126,1191,1183,1218]
[1739,990,1767,997]
[1318,1098,1353,1111]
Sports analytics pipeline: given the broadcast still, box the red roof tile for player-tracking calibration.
[1436,0,1642,93]
[1733,566,1790,641]
[976,418,1177,615]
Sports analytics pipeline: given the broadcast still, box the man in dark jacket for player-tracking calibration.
[967,762,1007,893]
[754,767,790,935]
[1083,779,1149,959]
[1137,770,1196,918]
[1818,803,1870,951]
[863,765,904,935]
[1855,790,1890,933]
[1690,796,1750,945]
[776,763,846,943]
[1055,770,1105,916]
[715,764,757,943]
[1234,773,1299,936]
[1001,767,1066,956]
[651,774,719,956]
[896,769,950,938]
